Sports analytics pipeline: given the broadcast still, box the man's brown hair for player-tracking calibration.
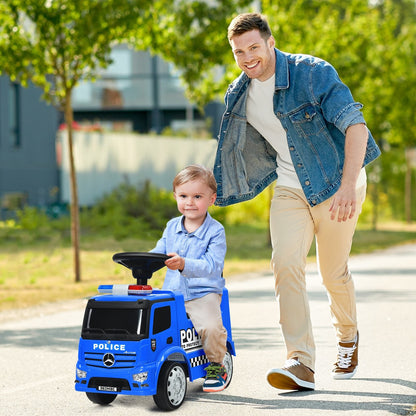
[227,13,272,42]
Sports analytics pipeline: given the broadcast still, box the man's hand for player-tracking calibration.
[329,185,357,222]
[329,123,368,222]
[165,253,185,271]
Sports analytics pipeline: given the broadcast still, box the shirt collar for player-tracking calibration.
[174,212,213,240]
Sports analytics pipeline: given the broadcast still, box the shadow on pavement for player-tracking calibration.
[231,326,284,350]
[230,288,416,303]
[0,326,80,350]
[187,383,415,415]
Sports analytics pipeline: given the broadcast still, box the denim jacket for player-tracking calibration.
[213,48,381,207]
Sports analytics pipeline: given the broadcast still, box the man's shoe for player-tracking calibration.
[267,358,315,391]
[203,362,229,392]
[332,332,359,379]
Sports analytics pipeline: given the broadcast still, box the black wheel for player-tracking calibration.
[153,362,187,411]
[223,351,233,388]
[86,392,117,405]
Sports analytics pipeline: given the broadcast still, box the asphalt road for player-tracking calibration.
[1,244,415,415]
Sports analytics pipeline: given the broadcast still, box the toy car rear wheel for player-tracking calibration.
[86,392,117,405]
[223,351,233,388]
[153,361,187,411]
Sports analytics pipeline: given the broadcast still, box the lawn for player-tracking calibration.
[1,221,416,312]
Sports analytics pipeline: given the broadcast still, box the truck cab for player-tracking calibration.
[75,252,235,411]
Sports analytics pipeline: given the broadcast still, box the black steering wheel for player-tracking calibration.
[112,252,170,285]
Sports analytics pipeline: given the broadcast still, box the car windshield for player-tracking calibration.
[82,302,149,340]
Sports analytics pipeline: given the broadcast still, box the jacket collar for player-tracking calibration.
[274,48,289,90]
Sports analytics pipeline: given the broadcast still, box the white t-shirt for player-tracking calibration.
[246,75,366,190]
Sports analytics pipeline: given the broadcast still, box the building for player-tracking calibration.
[72,46,223,136]
[0,47,224,213]
[0,77,59,215]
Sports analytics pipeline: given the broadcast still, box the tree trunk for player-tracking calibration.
[404,149,416,224]
[405,156,412,224]
[64,93,81,282]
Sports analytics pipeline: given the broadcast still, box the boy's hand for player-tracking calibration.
[165,253,185,271]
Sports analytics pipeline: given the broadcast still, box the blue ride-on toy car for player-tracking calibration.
[75,252,235,411]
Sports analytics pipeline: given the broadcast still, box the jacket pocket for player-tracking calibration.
[289,104,325,138]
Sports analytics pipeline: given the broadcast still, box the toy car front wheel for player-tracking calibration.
[153,361,187,411]
[86,392,117,405]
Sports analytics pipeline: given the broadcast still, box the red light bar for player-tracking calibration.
[127,285,152,294]
[98,284,152,295]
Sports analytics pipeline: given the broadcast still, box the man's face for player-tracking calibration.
[230,29,276,81]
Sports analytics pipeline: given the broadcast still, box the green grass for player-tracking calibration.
[0,221,416,312]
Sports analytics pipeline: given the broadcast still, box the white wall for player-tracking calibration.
[58,131,217,206]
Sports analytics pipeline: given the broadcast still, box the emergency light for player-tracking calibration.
[98,284,153,296]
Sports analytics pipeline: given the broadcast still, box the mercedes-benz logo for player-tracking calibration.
[103,353,115,367]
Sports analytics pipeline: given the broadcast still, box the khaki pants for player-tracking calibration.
[185,293,227,363]
[270,185,366,371]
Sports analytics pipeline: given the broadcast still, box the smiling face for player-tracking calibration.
[230,29,276,81]
[174,179,216,230]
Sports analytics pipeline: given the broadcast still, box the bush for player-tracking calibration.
[210,185,273,226]
[81,181,178,240]
[0,206,70,244]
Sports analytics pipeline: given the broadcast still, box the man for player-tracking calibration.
[213,13,381,391]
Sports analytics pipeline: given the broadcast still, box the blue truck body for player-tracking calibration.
[75,285,235,410]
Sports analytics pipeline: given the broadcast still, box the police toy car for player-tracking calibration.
[75,252,235,411]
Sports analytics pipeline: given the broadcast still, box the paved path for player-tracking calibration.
[0,244,415,415]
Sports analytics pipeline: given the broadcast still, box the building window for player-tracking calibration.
[9,82,20,147]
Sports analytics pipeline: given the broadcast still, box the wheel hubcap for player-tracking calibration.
[167,366,186,405]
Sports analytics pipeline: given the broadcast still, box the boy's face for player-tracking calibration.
[174,179,216,225]
[230,29,276,81]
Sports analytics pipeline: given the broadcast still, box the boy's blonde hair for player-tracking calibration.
[173,165,217,193]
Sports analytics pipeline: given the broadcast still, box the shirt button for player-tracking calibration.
[289,146,295,151]
[305,180,310,186]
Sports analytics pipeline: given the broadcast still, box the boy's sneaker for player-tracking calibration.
[332,332,359,379]
[267,358,315,391]
[202,362,229,392]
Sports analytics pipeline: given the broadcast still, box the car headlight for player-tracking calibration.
[133,371,148,382]
[77,368,87,379]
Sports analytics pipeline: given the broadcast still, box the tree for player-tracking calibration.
[162,0,416,226]
[127,0,253,106]
[0,0,254,281]
[0,0,149,282]
[383,0,416,223]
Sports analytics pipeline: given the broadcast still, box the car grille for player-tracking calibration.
[84,352,137,369]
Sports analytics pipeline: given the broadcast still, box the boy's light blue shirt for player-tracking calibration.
[150,212,226,301]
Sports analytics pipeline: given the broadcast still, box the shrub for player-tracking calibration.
[81,180,178,240]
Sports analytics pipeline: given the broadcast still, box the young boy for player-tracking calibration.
[150,164,229,392]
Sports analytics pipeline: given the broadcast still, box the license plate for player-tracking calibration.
[98,386,118,392]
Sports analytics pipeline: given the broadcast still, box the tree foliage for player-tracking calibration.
[0,0,160,282]
[0,0,255,281]
[126,0,254,105]
[157,0,415,223]
[0,0,148,104]
[0,0,415,273]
